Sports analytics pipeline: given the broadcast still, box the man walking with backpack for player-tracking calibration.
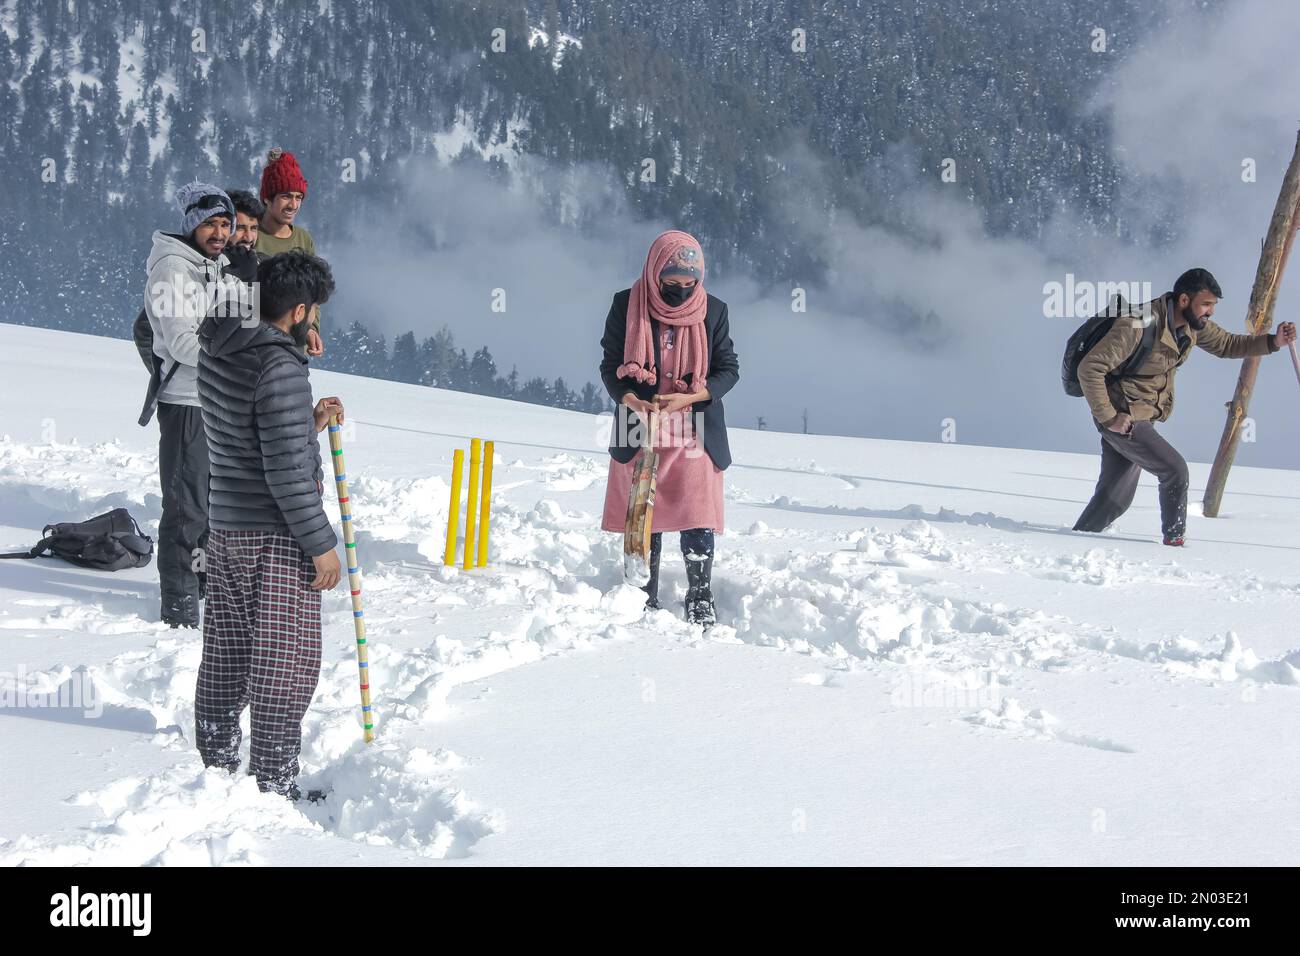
[194,250,342,800]
[143,182,257,627]
[1072,268,1295,545]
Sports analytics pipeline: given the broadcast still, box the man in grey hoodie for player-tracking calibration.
[144,182,256,627]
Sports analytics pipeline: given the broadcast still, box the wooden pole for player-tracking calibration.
[1202,131,1300,517]
[327,414,375,743]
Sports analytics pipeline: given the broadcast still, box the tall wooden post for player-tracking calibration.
[1202,131,1300,517]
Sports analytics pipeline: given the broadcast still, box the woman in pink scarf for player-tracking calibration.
[599,230,741,626]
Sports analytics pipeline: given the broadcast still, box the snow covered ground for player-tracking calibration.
[1,323,1298,866]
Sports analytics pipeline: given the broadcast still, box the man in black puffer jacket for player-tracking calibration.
[194,250,343,800]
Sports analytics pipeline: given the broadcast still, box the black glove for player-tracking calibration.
[223,244,260,284]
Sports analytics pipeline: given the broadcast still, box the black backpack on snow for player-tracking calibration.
[1061,294,1159,397]
[0,508,154,571]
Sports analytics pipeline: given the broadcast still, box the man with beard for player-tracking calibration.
[142,182,257,626]
[1074,268,1296,545]
[225,188,266,254]
[134,191,259,373]
[194,249,342,800]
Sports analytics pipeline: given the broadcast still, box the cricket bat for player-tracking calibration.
[623,406,660,585]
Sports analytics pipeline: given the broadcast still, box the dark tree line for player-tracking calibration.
[1,0,1166,379]
[320,320,613,415]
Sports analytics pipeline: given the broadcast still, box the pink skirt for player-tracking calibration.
[601,413,725,533]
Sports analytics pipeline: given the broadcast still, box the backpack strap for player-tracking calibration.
[138,358,182,427]
[0,538,50,560]
[0,519,52,558]
[133,309,156,372]
[1114,312,1160,379]
[122,511,149,543]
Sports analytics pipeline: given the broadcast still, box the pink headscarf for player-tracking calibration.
[617,230,709,393]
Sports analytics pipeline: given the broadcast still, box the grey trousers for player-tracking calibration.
[157,402,210,625]
[1074,419,1189,538]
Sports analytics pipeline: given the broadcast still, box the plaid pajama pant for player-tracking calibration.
[195,529,322,795]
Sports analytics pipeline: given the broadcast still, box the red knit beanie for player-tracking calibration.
[260,147,308,202]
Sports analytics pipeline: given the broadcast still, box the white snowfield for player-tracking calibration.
[1,323,1297,866]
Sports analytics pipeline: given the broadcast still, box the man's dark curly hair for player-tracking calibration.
[225,188,266,221]
[1173,267,1223,301]
[257,249,335,321]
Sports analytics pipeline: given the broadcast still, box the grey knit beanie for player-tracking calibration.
[175,181,236,237]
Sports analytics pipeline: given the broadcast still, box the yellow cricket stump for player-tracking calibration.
[442,439,493,569]
[327,414,375,743]
[444,448,464,566]
[463,438,481,570]
[476,441,494,567]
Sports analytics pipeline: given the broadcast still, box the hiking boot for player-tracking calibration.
[681,529,716,627]
[267,781,329,804]
[291,785,329,805]
[162,593,199,628]
[685,588,716,627]
[642,532,663,611]
[1162,535,1185,547]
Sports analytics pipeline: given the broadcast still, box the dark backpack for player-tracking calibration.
[133,308,155,372]
[1061,295,1159,397]
[0,508,154,571]
[134,308,181,426]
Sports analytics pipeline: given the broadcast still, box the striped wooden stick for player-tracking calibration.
[327,414,374,743]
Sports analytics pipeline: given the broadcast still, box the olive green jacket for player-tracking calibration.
[1079,294,1277,424]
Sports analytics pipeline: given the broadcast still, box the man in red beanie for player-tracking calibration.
[256,147,324,357]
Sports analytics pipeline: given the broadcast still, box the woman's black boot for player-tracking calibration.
[643,532,663,610]
[681,528,716,626]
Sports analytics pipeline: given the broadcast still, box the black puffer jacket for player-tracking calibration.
[196,313,336,557]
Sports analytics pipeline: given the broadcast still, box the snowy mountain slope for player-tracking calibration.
[1,323,1298,865]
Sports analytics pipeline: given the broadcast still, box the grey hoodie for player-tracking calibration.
[143,231,245,406]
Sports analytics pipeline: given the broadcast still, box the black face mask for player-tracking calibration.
[660,281,696,307]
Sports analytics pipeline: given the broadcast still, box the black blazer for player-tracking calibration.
[599,288,740,470]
